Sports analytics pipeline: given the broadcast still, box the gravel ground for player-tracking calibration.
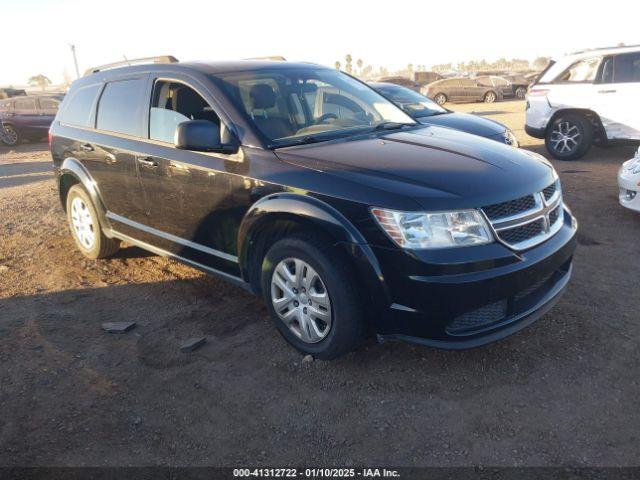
[1,100,639,467]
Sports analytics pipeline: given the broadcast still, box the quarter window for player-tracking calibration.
[60,84,101,127]
[149,81,221,144]
[97,78,146,136]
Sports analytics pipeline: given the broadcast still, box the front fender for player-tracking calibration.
[237,193,392,308]
[57,157,110,228]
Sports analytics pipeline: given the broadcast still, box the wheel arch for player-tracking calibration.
[57,157,110,227]
[237,193,389,305]
[546,108,605,143]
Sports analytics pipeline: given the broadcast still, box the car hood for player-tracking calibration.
[275,125,555,210]
[417,112,507,138]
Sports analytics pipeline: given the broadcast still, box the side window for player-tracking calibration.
[149,81,221,144]
[556,57,601,83]
[39,98,61,111]
[60,84,101,127]
[14,98,37,111]
[0,100,11,111]
[613,53,640,83]
[96,78,146,136]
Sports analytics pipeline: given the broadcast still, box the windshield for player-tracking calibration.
[214,68,416,147]
[374,84,447,118]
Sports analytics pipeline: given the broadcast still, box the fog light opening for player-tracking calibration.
[625,189,637,201]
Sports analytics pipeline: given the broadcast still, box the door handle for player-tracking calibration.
[598,89,617,94]
[79,143,94,152]
[138,157,159,167]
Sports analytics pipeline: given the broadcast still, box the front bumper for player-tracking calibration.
[370,207,577,349]
[525,124,546,139]
[618,162,640,212]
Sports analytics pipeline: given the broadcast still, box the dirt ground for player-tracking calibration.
[1,100,639,467]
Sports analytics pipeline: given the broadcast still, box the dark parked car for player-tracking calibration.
[423,77,503,105]
[370,82,519,146]
[476,75,528,100]
[0,87,27,99]
[0,94,64,145]
[376,75,421,91]
[51,57,576,359]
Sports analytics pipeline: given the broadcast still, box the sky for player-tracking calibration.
[1,0,638,86]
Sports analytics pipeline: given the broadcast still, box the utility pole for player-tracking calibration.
[69,44,80,78]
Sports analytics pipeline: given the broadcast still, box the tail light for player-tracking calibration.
[528,88,550,97]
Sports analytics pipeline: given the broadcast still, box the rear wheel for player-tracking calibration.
[261,234,365,360]
[545,113,593,160]
[515,86,527,99]
[434,93,447,105]
[484,91,497,103]
[66,185,120,259]
[1,124,19,146]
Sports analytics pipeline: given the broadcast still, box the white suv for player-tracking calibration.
[526,45,640,160]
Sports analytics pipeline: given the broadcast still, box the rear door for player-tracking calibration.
[12,97,39,136]
[37,97,62,132]
[91,76,149,229]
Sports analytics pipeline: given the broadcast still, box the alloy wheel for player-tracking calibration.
[1,125,18,146]
[70,197,96,249]
[550,121,581,155]
[434,94,446,105]
[270,258,332,344]
[485,91,496,103]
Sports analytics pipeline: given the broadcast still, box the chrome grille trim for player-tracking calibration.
[481,180,563,251]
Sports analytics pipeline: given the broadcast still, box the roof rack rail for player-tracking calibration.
[83,55,179,76]
[569,44,640,55]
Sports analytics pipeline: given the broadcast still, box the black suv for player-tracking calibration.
[50,57,577,359]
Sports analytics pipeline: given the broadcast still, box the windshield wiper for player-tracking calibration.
[373,121,414,131]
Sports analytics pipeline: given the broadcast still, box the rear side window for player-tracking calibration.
[14,98,37,111]
[39,98,61,111]
[97,78,146,136]
[60,84,101,127]
[613,53,640,83]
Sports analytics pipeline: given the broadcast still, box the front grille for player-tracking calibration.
[483,194,537,221]
[481,180,563,251]
[549,205,560,226]
[498,218,545,245]
[447,299,508,334]
[543,182,557,202]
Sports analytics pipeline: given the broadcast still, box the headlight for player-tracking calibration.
[505,130,519,148]
[626,157,640,175]
[371,208,493,249]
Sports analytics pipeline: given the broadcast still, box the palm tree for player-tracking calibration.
[28,74,52,92]
[345,54,353,74]
[334,61,341,70]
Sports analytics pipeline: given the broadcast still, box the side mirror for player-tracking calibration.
[175,120,238,154]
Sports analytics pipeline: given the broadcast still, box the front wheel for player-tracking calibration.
[434,93,447,105]
[1,124,19,146]
[66,185,120,259]
[545,114,593,160]
[484,91,497,103]
[261,234,365,360]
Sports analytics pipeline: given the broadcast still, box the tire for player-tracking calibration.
[66,185,120,259]
[484,91,497,103]
[1,124,19,146]
[545,113,593,160]
[434,93,447,106]
[261,233,365,360]
[515,86,527,100]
